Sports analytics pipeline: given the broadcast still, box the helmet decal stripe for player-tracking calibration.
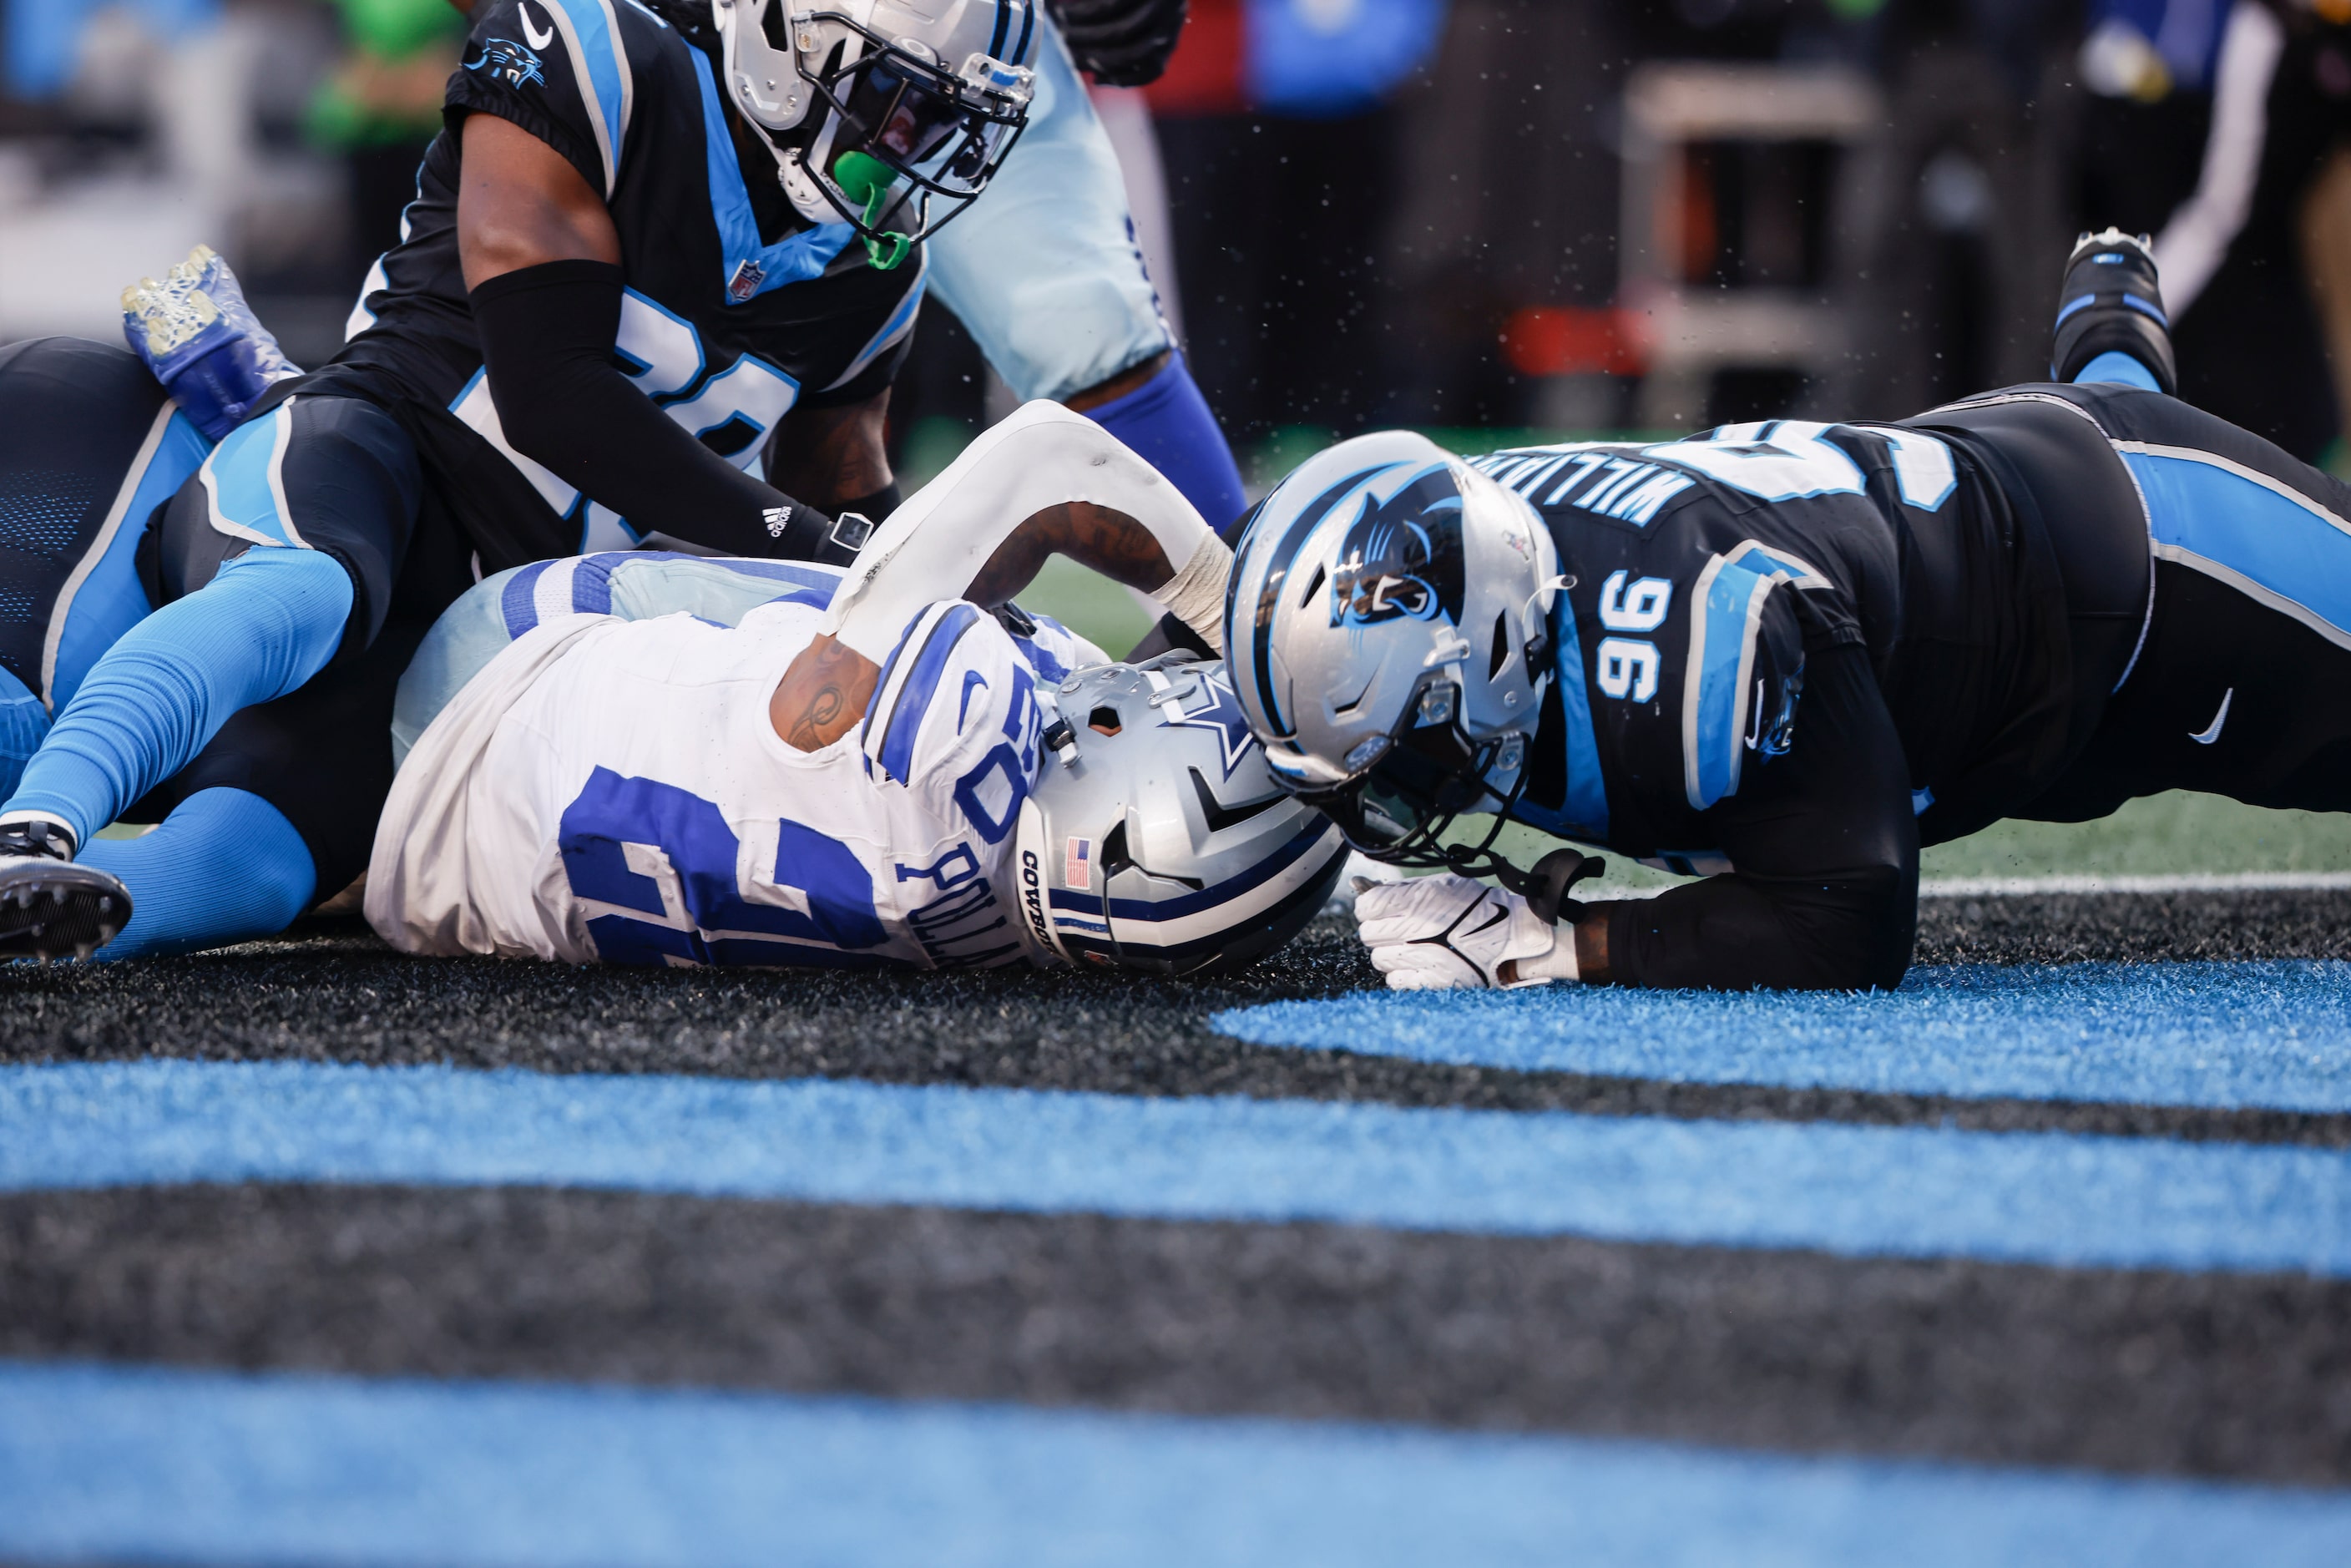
[1047,817,1340,922]
[1246,463,1407,738]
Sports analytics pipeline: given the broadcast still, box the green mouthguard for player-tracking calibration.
[832,151,911,271]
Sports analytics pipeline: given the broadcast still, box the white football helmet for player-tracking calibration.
[1223,432,1563,874]
[1013,658,1348,976]
[710,0,1036,268]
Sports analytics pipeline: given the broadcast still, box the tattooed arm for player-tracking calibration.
[773,402,1231,751]
[821,400,1231,665]
[767,632,882,752]
[766,502,1160,753]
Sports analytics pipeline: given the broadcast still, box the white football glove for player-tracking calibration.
[1352,873,1577,991]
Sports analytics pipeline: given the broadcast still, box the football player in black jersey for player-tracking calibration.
[1231,230,2351,992]
[0,0,1041,955]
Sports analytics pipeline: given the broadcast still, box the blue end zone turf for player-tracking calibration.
[8,1060,2351,1275]
[1215,962,2351,1112]
[6,1358,2349,1568]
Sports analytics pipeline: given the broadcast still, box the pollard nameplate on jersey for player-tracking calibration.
[1467,418,1961,847]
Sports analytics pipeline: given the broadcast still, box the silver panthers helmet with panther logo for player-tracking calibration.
[1222,431,1562,868]
[1011,658,1347,977]
[712,0,1036,267]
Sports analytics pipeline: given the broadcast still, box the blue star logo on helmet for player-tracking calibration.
[1327,465,1465,630]
[468,38,547,91]
[1159,669,1256,780]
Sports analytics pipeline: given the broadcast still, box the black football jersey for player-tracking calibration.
[306,0,925,574]
[1469,415,2072,871]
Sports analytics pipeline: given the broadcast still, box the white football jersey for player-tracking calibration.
[368,594,1103,970]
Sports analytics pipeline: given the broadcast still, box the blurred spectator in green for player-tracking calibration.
[306,0,465,289]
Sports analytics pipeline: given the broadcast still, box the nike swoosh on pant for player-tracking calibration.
[521,3,554,52]
[2191,688,2233,745]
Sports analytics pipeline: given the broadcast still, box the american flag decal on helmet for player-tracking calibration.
[1064,837,1094,888]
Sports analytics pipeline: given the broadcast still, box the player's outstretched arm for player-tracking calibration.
[455,113,842,560]
[821,401,1231,663]
[1591,646,1919,991]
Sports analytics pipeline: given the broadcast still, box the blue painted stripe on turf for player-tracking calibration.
[8,1060,2351,1275]
[1213,962,2351,1115]
[6,1360,2349,1568]
[2124,448,2351,640]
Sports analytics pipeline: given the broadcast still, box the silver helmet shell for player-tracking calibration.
[1223,431,1562,796]
[712,0,1035,250]
[1013,659,1348,977]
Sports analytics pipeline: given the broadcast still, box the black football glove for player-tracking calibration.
[1048,0,1190,88]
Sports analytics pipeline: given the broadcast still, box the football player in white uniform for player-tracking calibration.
[367,402,1345,974]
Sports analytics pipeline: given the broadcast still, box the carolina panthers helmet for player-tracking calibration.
[710,0,1036,268]
[1223,431,1563,875]
[1013,658,1348,977]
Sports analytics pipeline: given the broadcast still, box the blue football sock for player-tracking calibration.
[3,547,351,847]
[78,787,316,959]
[2074,351,2165,393]
[1084,352,1251,537]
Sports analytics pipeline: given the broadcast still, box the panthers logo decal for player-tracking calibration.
[1327,465,1467,630]
[468,38,547,91]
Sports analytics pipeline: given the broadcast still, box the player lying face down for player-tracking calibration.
[367,401,1346,974]
[1229,230,2351,992]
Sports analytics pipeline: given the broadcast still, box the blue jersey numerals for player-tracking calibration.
[559,767,889,969]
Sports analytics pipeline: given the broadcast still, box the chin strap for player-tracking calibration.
[1439,843,1606,927]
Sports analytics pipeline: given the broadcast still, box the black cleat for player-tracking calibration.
[0,819,130,962]
[2050,228,2178,395]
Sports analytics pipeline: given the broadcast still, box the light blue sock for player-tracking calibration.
[78,787,316,959]
[2074,351,2164,393]
[1084,352,1251,537]
[3,547,351,847]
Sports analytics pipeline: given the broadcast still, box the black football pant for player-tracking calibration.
[2012,384,2351,822]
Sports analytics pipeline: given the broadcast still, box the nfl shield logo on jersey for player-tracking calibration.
[727,260,766,303]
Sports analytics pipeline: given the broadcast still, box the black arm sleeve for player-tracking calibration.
[470,260,845,560]
[1599,645,1919,991]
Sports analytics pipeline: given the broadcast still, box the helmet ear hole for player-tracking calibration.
[1488,610,1511,680]
[760,0,791,55]
[1089,706,1123,736]
[1098,821,1133,876]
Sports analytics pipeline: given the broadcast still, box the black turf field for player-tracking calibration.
[5,892,2351,1515]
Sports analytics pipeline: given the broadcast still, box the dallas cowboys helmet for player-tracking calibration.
[1013,658,1348,976]
[1223,431,1563,876]
[710,0,1036,268]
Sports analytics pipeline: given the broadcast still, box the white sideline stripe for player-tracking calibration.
[1920,872,2351,898]
[1324,869,2351,915]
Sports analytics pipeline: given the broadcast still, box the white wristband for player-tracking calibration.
[1148,534,1232,655]
[1509,923,1580,984]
